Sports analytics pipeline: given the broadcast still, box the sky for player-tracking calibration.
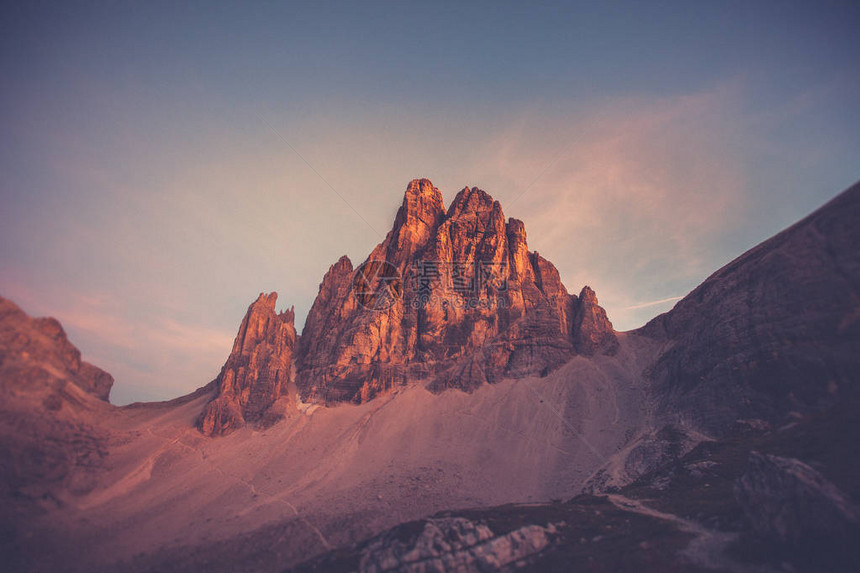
[1,1,858,404]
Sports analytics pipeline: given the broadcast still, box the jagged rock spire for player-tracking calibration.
[198,292,296,436]
[199,179,618,433]
[295,179,617,404]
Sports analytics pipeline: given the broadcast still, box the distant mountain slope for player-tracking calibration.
[639,181,860,433]
[0,297,115,570]
[0,296,113,402]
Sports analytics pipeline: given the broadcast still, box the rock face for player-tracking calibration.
[573,286,619,356]
[0,296,111,543]
[295,179,617,403]
[0,296,113,402]
[202,178,616,423]
[582,424,697,494]
[197,292,296,436]
[357,517,556,573]
[639,181,860,433]
[734,451,858,543]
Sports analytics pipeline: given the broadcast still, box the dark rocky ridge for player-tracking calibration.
[639,180,860,433]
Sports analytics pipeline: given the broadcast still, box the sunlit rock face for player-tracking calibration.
[197,292,296,436]
[199,179,618,427]
[573,285,619,356]
[295,178,617,404]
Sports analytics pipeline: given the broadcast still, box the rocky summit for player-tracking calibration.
[199,179,618,433]
[294,179,617,405]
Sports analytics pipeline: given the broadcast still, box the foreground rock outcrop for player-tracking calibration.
[358,517,556,573]
[296,179,617,403]
[198,292,296,436]
[734,451,858,543]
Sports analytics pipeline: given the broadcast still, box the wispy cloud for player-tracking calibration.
[623,296,684,310]
[0,280,235,404]
[458,81,757,330]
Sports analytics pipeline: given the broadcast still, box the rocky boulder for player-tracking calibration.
[734,451,858,543]
[358,517,556,573]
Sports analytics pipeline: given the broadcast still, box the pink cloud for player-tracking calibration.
[0,276,234,404]
[458,82,757,329]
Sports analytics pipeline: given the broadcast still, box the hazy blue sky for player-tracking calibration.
[2,1,858,404]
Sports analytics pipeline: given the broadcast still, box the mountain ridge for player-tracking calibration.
[638,180,860,433]
[201,179,619,434]
[1,178,858,573]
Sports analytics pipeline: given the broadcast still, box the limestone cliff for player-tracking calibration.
[295,179,617,403]
[198,292,296,436]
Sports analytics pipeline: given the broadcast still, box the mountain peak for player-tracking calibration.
[389,179,446,261]
[292,179,617,405]
[448,186,500,219]
[401,178,444,216]
[197,291,297,436]
[578,285,597,303]
[196,180,617,431]
[573,285,618,355]
[252,291,278,310]
[199,179,618,427]
[405,177,437,195]
[331,255,353,274]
